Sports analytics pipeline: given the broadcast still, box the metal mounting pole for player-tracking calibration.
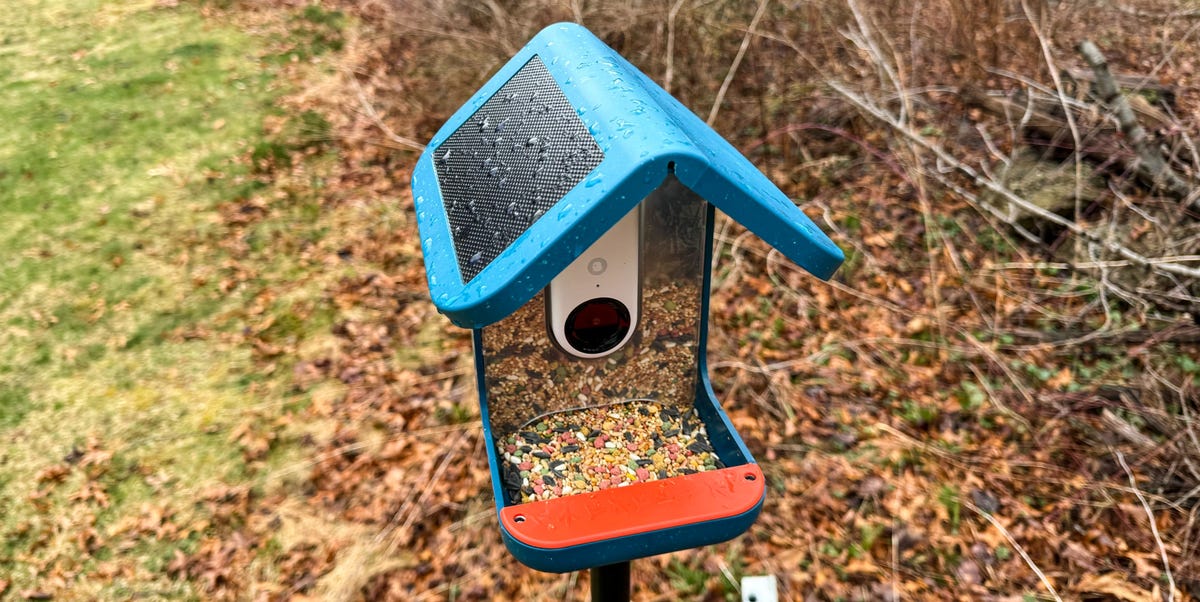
[589,561,631,602]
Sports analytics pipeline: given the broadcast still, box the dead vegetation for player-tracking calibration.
[111,0,1200,599]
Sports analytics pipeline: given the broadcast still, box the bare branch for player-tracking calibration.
[1117,5,1200,19]
[843,0,907,123]
[351,76,427,152]
[830,80,1200,280]
[1078,40,1196,205]
[1102,409,1158,450]
[1115,450,1177,602]
[664,0,687,95]
[707,0,769,126]
[963,499,1064,602]
[1021,0,1086,234]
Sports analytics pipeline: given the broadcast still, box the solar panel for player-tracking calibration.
[433,55,604,282]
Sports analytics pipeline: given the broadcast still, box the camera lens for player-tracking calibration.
[564,298,631,355]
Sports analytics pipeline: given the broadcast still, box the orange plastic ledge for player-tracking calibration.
[499,464,765,549]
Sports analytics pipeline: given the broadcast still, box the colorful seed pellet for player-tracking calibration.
[498,400,725,504]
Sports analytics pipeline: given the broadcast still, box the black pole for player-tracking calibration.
[589,561,631,602]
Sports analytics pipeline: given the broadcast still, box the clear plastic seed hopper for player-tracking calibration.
[410,21,843,592]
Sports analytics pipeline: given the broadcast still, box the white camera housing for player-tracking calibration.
[547,208,640,359]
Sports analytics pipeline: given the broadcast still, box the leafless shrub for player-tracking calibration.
[338,0,1200,596]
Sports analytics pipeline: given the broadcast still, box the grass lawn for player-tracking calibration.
[6,0,1197,599]
[0,0,335,595]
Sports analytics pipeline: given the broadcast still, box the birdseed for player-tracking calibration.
[498,400,725,504]
[478,178,711,434]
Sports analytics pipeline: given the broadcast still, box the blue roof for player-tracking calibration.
[412,22,843,328]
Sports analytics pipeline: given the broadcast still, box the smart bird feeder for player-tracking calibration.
[411,23,843,577]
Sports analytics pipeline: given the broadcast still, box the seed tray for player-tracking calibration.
[498,400,724,504]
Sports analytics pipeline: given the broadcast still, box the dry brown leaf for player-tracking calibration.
[35,465,70,484]
[904,316,930,334]
[844,558,880,576]
[1073,573,1153,602]
[864,232,896,248]
[744,275,774,296]
[1125,551,1166,580]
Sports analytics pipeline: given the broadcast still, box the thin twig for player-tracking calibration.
[350,76,427,152]
[707,0,769,126]
[843,0,907,123]
[984,256,1200,270]
[1115,450,1177,601]
[707,0,770,273]
[664,0,687,94]
[381,430,468,551]
[743,122,913,184]
[1078,40,1195,204]
[1147,366,1200,485]
[264,421,480,484]
[961,336,1035,430]
[1022,0,1087,236]
[1118,5,1200,19]
[830,81,1200,280]
[965,363,1030,430]
[962,500,1063,602]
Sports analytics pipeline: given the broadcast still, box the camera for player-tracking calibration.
[547,208,640,358]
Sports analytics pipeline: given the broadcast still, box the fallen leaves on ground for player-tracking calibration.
[61,0,1200,600]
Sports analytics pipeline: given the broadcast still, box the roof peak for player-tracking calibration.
[413,23,842,328]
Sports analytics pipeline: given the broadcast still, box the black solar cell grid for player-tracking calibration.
[433,55,605,282]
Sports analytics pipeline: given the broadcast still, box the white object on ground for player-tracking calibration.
[741,575,778,602]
